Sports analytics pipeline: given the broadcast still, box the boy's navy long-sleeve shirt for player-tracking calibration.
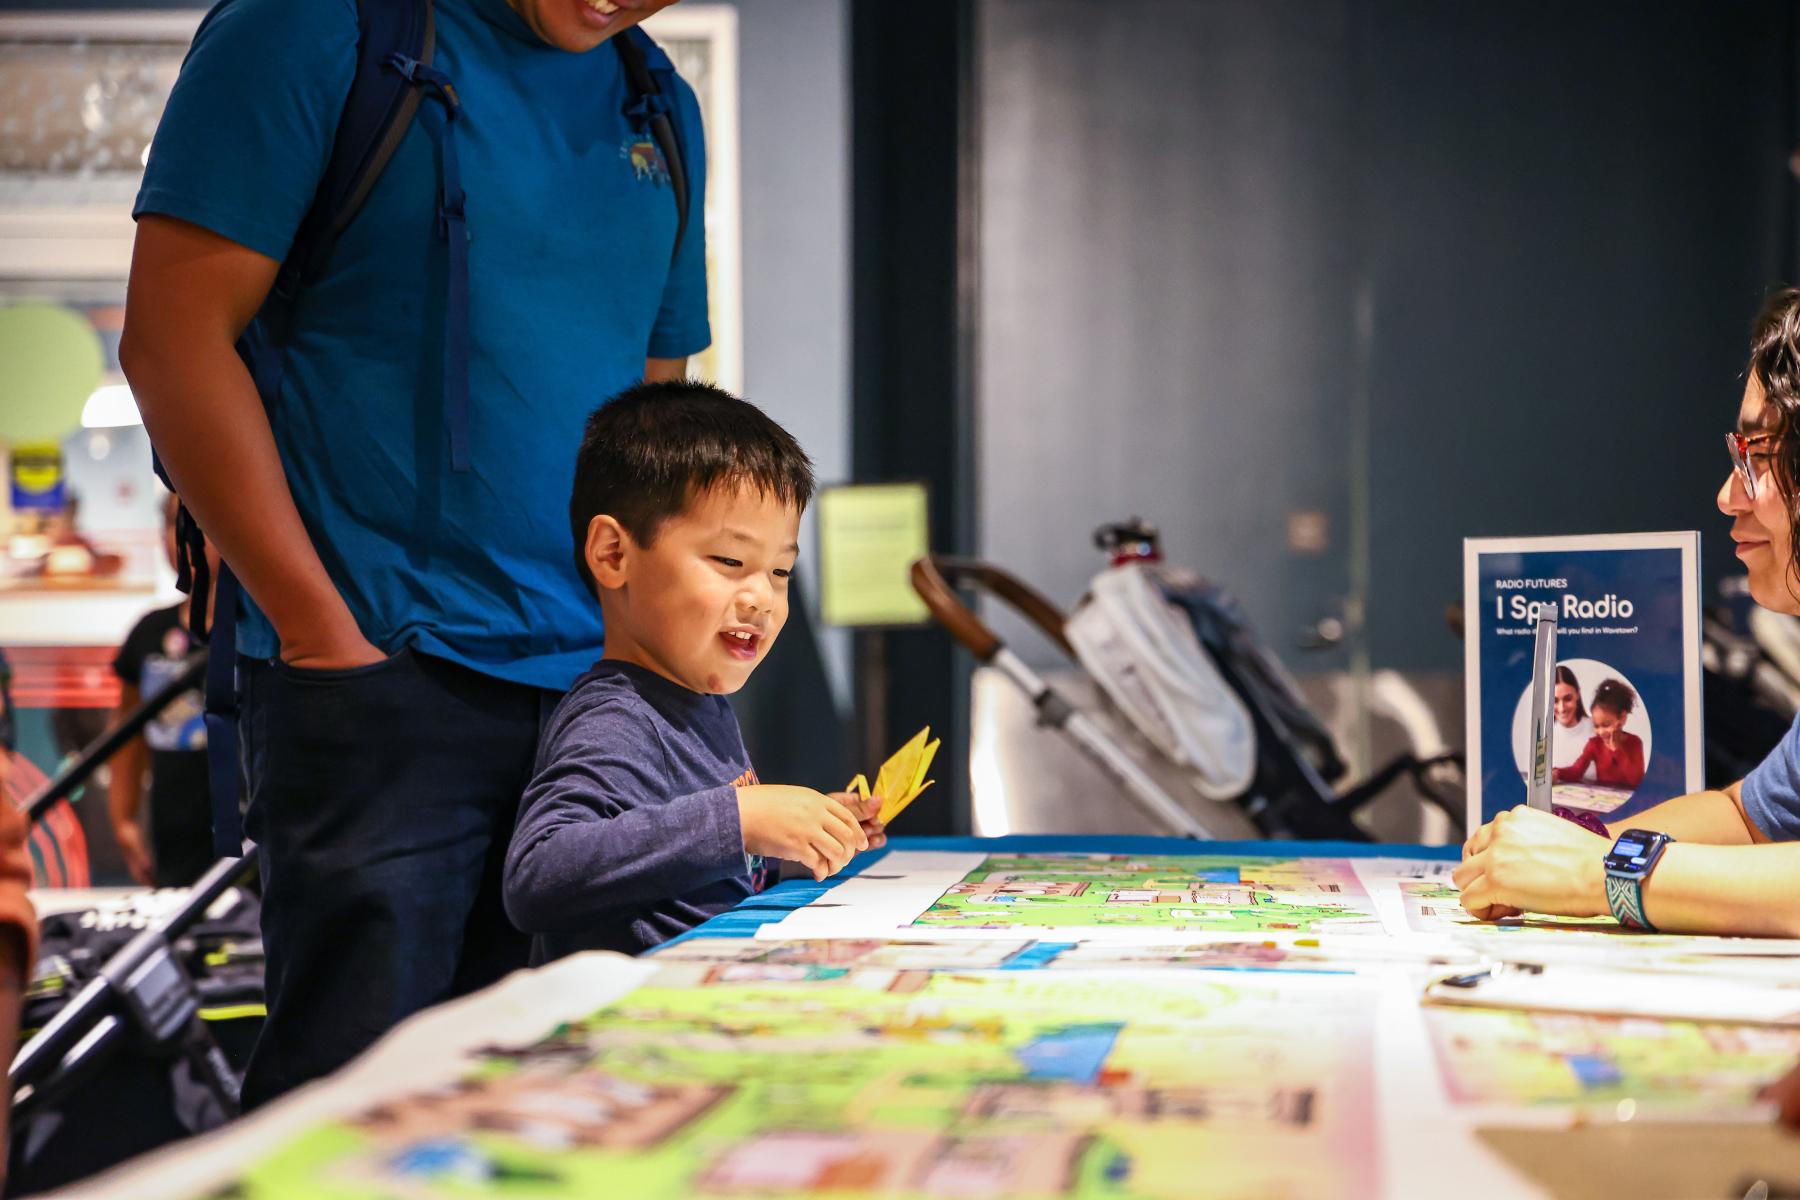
[504,660,757,961]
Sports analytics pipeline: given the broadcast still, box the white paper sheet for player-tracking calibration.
[1424,962,1800,1025]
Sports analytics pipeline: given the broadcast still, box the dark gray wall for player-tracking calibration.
[1361,1,1794,671]
[976,0,1796,673]
[979,0,1357,671]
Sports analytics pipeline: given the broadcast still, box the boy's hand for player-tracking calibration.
[737,785,869,881]
[835,790,888,852]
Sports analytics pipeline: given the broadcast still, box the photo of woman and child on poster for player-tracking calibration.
[1509,658,1651,814]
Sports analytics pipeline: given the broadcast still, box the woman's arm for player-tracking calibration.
[103,684,154,886]
[1605,781,1764,844]
[1634,841,1800,937]
[1457,803,1800,935]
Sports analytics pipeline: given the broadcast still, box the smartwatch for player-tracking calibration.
[1602,829,1674,932]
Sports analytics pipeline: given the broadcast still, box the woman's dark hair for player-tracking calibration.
[1554,664,1587,722]
[568,380,815,598]
[1748,287,1800,599]
[1589,677,1636,720]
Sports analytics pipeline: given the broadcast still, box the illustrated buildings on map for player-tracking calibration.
[698,1129,1089,1194]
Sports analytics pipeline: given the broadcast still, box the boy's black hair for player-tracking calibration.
[570,380,815,597]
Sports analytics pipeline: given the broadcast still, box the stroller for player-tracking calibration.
[910,519,1464,842]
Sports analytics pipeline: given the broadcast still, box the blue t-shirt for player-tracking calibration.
[503,660,757,960]
[1741,709,1800,840]
[135,0,710,690]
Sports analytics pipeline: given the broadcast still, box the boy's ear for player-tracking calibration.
[584,515,632,590]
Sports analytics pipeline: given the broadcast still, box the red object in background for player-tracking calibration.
[0,752,91,888]
[3,646,121,709]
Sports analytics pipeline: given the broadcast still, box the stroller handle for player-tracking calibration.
[910,555,1075,662]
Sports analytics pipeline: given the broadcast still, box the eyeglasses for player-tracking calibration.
[1726,431,1777,499]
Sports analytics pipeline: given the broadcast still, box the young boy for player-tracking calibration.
[503,381,884,961]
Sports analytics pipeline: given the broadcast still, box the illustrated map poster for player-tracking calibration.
[63,838,1800,1200]
[178,968,1383,1200]
[762,851,1390,941]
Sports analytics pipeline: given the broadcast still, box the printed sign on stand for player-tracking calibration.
[1463,532,1702,830]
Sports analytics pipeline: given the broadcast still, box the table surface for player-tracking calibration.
[667,834,1460,946]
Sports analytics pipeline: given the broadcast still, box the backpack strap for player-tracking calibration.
[614,27,689,265]
[201,563,242,856]
[384,50,470,471]
[248,0,438,417]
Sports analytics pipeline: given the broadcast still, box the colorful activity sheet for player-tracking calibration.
[1545,781,1634,815]
[660,935,1461,976]
[1399,881,1621,936]
[1425,1006,1800,1110]
[65,847,1800,1200]
[1399,880,1800,961]
[761,851,1388,941]
[182,967,1382,1200]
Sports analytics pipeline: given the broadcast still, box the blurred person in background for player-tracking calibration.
[107,493,216,888]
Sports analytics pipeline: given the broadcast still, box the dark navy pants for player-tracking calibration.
[237,648,557,1109]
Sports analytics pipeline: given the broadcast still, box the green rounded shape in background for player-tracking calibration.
[0,304,105,444]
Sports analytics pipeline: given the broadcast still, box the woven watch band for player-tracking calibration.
[1603,871,1654,931]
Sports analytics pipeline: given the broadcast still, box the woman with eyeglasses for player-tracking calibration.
[1455,288,1800,941]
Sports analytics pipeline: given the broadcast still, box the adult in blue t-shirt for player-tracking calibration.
[1453,287,1800,940]
[121,0,705,1105]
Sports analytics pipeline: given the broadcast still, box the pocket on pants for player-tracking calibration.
[270,646,415,684]
[245,647,424,854]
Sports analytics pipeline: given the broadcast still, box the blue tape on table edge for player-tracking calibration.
[655,834,1460,950]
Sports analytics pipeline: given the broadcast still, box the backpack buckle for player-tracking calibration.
[385,53,461,115]
[435,186,467,240]
[623,91,669,133]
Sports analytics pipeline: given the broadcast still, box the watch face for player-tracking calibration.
[1605,832,1660,874]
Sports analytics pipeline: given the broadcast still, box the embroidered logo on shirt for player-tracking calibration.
[621,136,671,186]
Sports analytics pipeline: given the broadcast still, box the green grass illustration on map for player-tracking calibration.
[909,854,1381,933]
[228,971,1376,1199]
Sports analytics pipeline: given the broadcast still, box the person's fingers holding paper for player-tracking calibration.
[823,793,869,853]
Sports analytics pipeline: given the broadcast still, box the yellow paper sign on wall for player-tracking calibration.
[817,482,930,627]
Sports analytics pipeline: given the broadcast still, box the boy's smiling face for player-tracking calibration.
[588,481,800,694]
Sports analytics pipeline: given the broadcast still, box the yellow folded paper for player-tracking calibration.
[846,725,939,825]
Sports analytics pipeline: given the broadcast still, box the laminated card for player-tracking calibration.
[1463,532,1702,830]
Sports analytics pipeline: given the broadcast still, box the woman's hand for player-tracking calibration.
[1454,805,1611,920]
